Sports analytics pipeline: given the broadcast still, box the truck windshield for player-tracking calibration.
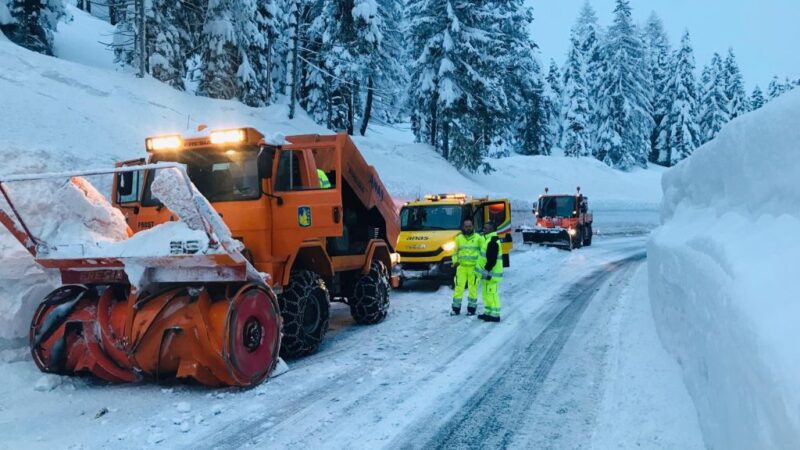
[400,205,467,231]
[539,196,575,218]
[142,149,260,206]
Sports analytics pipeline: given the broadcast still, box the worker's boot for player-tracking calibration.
[466,306,476,316]
[478,314,500,322]
[450,306,461,316]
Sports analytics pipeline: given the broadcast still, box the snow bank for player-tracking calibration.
[53,5,115,70]
[354,126,664,211]
[649,89,800,448]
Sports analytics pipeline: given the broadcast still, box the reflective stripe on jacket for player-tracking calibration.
[475,232,503,280]
[452,232,483,267]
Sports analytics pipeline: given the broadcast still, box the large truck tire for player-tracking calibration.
[350,261,390,325]
[279,270,330,358]
[583,224,593,247]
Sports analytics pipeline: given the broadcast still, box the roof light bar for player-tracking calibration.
[146,135,183,151]
[210,129,246,145]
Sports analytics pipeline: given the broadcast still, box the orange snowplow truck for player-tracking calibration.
[0,128,399,387]
[521,187,593,250]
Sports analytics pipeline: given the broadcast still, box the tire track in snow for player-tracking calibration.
[404,251,646,450]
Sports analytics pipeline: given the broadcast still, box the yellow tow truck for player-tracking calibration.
[394,194,512,286]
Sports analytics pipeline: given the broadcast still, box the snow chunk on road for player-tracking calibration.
[649,89,800,448]
[33,374,63,392]
[176,402,191,414]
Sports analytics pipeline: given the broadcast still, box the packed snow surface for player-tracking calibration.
[649,88,800,449]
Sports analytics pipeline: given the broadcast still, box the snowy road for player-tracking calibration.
[0,235,704,449]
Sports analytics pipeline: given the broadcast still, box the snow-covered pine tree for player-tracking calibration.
[149,0,189,90]
[767,75,791,100]
[545,59,563,148]
[356,0,407,134]
[406,0,448,152]
[311,0,361,134]
[561,35,591,157]
[112,3,138,67]
[723,48,749,118]
[750,85,766,110]
[372,0,407,124]
[642,12,671,163]
[657,31,700,166]
[698,53,728,143]
[407,0,509,171]
[239,1,274,106]
[594,0,652,170]
[571,1,603,153]
[501,0,549,156]
[2,0,65,55]
[197,0,247,100]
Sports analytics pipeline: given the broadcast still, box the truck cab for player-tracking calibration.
[395,194,512,285]
[522,187,593,250]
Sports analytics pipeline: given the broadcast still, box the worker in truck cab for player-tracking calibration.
[451,219,484,316]
[476,222,504,322]
[317,169,332,189]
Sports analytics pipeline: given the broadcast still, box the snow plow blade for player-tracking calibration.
[1,164,282,387]
[521,228,571,247]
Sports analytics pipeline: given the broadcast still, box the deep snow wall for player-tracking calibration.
[649,89,800,449]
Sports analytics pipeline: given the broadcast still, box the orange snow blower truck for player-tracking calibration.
[0,128,399,387]
[521,187,593,250]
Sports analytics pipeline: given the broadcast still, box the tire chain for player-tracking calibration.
[278,270,330,358]
[350,261,390,325]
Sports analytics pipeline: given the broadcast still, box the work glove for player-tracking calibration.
[453,262,460,269]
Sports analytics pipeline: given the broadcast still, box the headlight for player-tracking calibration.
[442,241,456,252]
[567,228,577,236]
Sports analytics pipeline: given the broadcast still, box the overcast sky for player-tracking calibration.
[529,0,800,91]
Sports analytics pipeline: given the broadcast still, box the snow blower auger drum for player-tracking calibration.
[29,283,281,386]
[1,163,283,387]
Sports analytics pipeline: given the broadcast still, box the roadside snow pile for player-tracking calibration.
[649,89,800,449]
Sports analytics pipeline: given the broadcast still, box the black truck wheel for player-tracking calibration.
[350,261,390,325]
[583,224,593,246]
[278,270,330,358]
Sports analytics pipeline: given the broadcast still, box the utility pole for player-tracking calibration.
[137,0,146,78]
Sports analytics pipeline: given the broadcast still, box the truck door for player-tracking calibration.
[480,200,512,267]
[270,146,343,256]
[112,158,146,227]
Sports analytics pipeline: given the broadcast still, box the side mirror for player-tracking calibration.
[117,172,134,197]
[258,146,275,179]
[533,209,539,217]
[581,203,588,213]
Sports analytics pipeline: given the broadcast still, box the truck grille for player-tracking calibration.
[399,249,443,258]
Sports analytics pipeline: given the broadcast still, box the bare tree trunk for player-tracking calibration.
[442,117,450,161]
[265,41,273,104]
[346,88,355,135]
[359,76,374,136]
[430,93,438,147]
[137,0,146,78]
[108,1,118,25]
[289,9,300,120]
